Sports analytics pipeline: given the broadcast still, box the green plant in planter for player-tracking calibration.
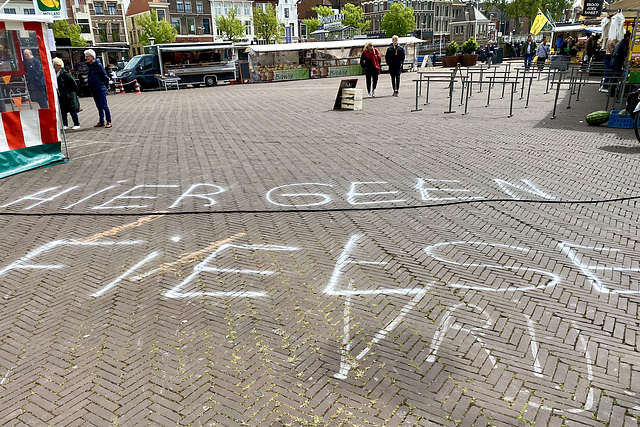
[461,37,479,55]
[446,41,459,56]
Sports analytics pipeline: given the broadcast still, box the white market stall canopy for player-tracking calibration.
[248,37,424,53]
[552,24,602,32]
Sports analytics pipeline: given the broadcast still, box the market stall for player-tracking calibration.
[247,37,422,83]
[0,14,66,179]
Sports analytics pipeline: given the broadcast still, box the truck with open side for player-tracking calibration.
[115,42,237,90]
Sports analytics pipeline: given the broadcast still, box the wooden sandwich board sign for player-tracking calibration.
[334,79,358,110]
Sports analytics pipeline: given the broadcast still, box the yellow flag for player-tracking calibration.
[12,97,22,110]
[2,75,10,85]
[530,9,549,36]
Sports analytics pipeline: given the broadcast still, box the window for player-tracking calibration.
[284,7,289,18]
[203,18,211,33]
[176,1,184,12]
[196,1,202,12]
[79,23,91,33]
[214,2,221,15]
[156,9,166,20]
[185,1,192,12]
[94,3,103,14]
[245,20,251,35]
[244,3,250,15]
[187,17,195,34]
[172,17,181,32]
[3,8,16,13]
[98,23,108,42]
[24,8,36,14]
[224,2,230,13]
[107,3,116,14]
[111,23,120,41]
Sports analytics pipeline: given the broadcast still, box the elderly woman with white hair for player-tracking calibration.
[52,57,80,130]
[84,48,112,128]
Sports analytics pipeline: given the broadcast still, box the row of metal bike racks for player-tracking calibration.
[412,65,570,117]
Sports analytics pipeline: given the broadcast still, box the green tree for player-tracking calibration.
[135,10,177,45]
[303,5,334,36]
[341,3,370,34]
[50,20,87,47]
[381,3,415,37]
[254,4,284,43]
[215,6,245,41]
[505,0,538,33]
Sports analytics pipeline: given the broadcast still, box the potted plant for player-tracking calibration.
[442,41,459,67]
[460,36,479,66]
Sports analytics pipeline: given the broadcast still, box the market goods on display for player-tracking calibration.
[586,110,610,126]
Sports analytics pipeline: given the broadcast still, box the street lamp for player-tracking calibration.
[148,36,156,45]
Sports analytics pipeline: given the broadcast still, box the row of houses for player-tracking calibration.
[2,0,531,57]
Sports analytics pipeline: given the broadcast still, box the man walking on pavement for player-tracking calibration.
[85,49,112,128]
[385,35,405,97]
[523,34,537,70]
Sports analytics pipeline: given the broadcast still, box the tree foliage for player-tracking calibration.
[254,4,284,43]
[341,3,370,33]
[135,10,177,45]
[215,6,245,41]
[381,3,415,37]
[50,20,86,47]
[505,0,538,33]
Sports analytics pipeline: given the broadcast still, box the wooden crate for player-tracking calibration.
[341,98,363,110]
[342,88,363,101]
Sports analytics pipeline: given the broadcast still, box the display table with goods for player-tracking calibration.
[306,58,362,78]
[254,64,309,82]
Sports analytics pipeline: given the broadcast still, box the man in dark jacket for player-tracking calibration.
[85,48,112,128]
[523,35,537,70]
[610,31,631,97]
[23,49,48,109]
[385,35,405,96]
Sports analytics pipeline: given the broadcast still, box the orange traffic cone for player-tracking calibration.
[134,80,141,94]
[119,81,125,94]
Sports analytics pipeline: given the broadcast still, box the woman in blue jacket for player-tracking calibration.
[85,49,112,128]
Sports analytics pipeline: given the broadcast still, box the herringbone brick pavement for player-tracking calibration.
[0,62,639,426]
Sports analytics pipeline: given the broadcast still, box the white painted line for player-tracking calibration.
[63,186,117,209]
[90,251,161,297]
[0,369,10,386]
[334,284,353,380]
[525,315,544,378]
[356,286,429,361]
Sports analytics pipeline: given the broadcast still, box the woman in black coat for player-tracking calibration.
[53,57,80,130]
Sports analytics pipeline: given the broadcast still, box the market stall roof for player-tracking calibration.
[604,0,640,11]
[0,13,53,23]
[248,37,424,53]
[551,24,599,32]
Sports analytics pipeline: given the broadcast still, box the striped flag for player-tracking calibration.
[0,16,65,179]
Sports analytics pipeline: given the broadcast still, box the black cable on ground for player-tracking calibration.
[0,194,637,217]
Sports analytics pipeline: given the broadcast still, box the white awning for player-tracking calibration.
[0,13,53,23]
[248,37,424,53]
[552,24,588,32]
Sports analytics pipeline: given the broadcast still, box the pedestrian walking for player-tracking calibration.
[523,35,537,70]
[535,37,550,71]
[485,40,495,68]
[385,35,405,97]
[23,49,48,109]
[360,42,381,98]
[85,49,112,128]
[53,57,81,130]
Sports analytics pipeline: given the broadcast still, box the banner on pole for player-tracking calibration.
[32,0,68,20]
[531,9,549,35]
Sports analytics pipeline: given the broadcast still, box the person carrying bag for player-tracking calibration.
[53,57,81,130]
